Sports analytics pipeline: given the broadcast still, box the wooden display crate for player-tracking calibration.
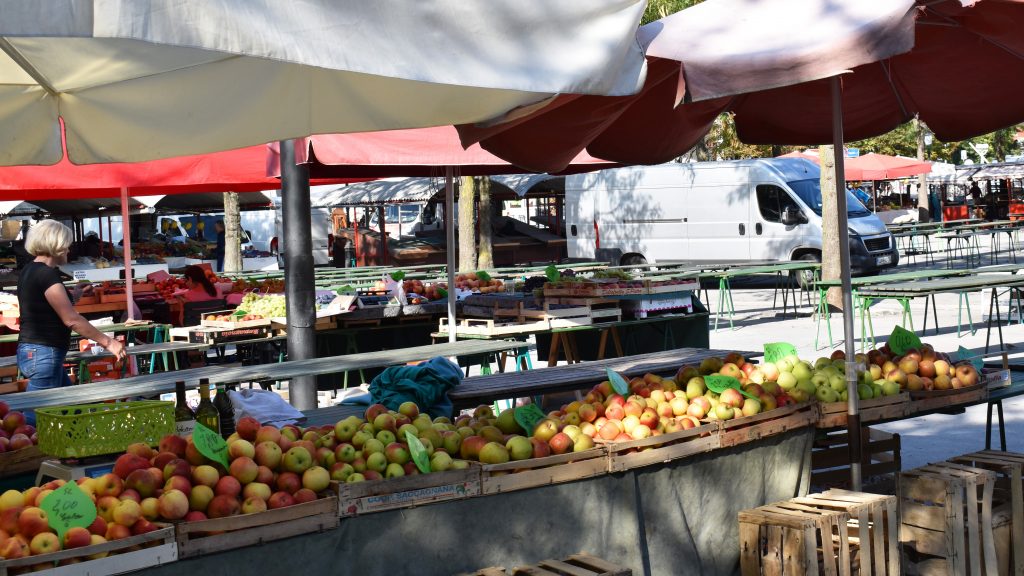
[0,445,45,478]
[739,498,854,575]
[900,462,1002,575]
[98,290,127,303]
[715,402,818,449]
[175,496,338,559]
[811,428,901,490]
[439,317,547,336]
[480,448,608,496]
[789,489,901,575]
[600,422,719,473]
[336,466,481,517]
[817,393,909,428]
[909,384,988,413]
[200,313,271,329]
[644,279,700,294]
[948,451,1024,576]
[0,526,177,576]
[460,553,631,576]
[181,325,272,345]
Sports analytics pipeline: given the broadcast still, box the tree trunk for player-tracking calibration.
[458,176,477,272]
[915,117,930,222]
[223,191,243,273]
[820,146,844,310]
[477,177,494,270]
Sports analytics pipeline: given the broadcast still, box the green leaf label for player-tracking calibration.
[336,285,356,295]
[476,270,491,282]
[390,271,406,282]
[605,368,629,396]
[959,346,984,371]
[193,423,230,468]
[704,374,757,400]
[763,342,798,364]
[404,430,431,474]
[513,404,548,435]
[888,325,922,356]
[545,265,560,283]
[41,482,96,539]
[232,309,247,318]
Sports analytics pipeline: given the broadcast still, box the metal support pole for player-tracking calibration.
[445,168,457,344]
[120,188,135,320]
[832,77,862,491]
[280,139,318,410]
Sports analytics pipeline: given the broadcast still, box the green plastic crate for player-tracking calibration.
[36,401,175,459]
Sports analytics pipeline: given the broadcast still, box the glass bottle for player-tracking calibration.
[173,380,196,437]
[213,384,235,438]
[194,378,220,434]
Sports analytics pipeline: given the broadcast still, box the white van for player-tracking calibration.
[566,159,898,283]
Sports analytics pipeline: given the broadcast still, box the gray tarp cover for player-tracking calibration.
[138,428,812,576]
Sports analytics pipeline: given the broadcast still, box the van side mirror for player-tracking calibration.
[781,207,804,226]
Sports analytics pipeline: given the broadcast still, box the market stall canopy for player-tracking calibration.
[457,0,918,172]
[268,127,617,178]
[0,0,648,166]
[775,150,932,181]
[310,177,531,209]
[966,161,1024,180]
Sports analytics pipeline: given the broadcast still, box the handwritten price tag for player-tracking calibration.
[193,423,230,468]
[405,430,431,474]
[704,374,758,400]
[959,346,984,372]
[764,342,798,364]
[888,325,921,356]
[41,482,96,539]
[605,368,630,396]
[514,404,548,435]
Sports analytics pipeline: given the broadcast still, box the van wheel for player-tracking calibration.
[793,253,820,290]
[620,254,647,266]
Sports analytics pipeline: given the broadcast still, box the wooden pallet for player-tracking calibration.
[811,428,901,490]
[600,422,719,473]
[948,451,1024,576]
[739,499,854,575]
[908,384,988,413]
[0,526,177,576]
[175,497,339,559]
[900,462,1001,575]
[790,489,901,576]
[817,393,909,428]
[715,402,818,449]
[480,448,608,496]
[337,466,481,517]
[460,553,631,576]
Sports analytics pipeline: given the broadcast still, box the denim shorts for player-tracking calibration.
[17,343,72,392]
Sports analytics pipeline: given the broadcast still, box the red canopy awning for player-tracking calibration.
[776,150,931,181]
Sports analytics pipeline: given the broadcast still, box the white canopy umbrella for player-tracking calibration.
[0,0,648,166]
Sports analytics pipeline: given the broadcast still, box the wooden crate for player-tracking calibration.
[789,489,901,575]
[811,428,901,490]
[0,526,176,576]
[900,462,1001,575]
[200,314,271,329]
[739,499,854,575]
[600,422,719,473]
[460,553,631,576]
[336,466,481,517]
[98,290,127,303]
[948,451,1024,576]
[439,317,546,336]
[716,402,818,449]
[908,384,988,413]
[817,393,909,429]
[644,279,700,295]
[175,497,338,559]
[480,448,608,496]
[0,445,45,478]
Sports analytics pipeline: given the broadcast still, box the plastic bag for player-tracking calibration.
[382,272,408,305]
[228,388,305,428]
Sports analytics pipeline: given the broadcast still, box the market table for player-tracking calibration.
[705,261,820,330]
[0,341,208,371]
[0,322,166,345]
[448,347,758,410]
[2,339,530,413]
[892,228,939,266]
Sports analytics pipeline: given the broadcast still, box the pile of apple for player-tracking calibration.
[858,343,980,392]
[454,273,504,294]
[401,280,448,302]
[0,402,38,455]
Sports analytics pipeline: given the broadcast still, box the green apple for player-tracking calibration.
[829,375,846,393]
[282,447,313,474]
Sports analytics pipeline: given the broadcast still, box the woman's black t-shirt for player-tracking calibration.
[17,262,71,350]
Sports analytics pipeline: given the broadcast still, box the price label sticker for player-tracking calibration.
[73,270,87,280]
[404,430,431,474]
[959,346,984,372]
[41,482,96,539]
[605,368,630,396]
[888,325,921,356]
[704,374,758,400]
[514,404,548,435]
[763,342,798,364]
[193,423,230,468]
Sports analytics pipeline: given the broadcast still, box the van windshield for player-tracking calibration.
[788,179,872,218]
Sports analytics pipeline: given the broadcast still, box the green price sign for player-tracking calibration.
[514,404,548,435]
[888,325,921,356]
[605,368,630,396]
[404,430,431,474]
[545,265,560,283]
[41,482,96,539]
[193,423,230,468]
[763,342,798,364]
[959,346,984,371]
[704,374,758,400]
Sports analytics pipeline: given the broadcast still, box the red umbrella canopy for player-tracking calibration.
[775,150,931,180]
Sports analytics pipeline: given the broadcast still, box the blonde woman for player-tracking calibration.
[17,220,126,393]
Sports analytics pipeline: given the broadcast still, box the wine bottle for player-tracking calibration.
[195,378,220,434]
[173,380,196,437]
[213,384,235,438]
